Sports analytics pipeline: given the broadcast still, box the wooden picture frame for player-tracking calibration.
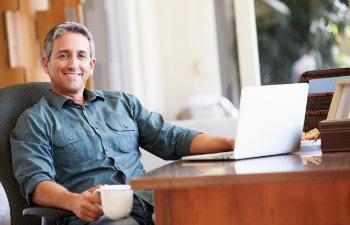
[328,79,350,119]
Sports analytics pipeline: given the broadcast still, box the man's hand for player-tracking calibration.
[32,181,104,222]
[70,185,104,222]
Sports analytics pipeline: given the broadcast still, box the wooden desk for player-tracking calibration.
[130,152,350,225]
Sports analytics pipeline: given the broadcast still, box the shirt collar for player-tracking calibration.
[44,89,105,110]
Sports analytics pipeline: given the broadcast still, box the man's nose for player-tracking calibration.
[67,56,79,68]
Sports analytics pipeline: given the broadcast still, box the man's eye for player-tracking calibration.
[79,54,87,59]
[58,54,68,59]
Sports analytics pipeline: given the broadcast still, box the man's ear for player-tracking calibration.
[42,56,50,75]
[89,58,96,76]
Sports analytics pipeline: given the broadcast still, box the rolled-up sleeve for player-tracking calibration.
[131,96,201,160]
[10,112,56,204]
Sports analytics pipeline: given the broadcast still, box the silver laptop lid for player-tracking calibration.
[233,83,309,160]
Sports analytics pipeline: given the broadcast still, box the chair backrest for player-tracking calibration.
[0,82,51,225]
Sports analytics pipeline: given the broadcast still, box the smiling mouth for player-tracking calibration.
[64,73,81,77]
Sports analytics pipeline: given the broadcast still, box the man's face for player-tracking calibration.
[42,32,96,97]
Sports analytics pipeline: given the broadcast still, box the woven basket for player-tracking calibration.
[296,68,350,132]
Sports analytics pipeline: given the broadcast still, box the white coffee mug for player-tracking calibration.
[93,185,133,220]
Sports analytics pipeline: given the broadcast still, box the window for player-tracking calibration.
[256,0,350,84]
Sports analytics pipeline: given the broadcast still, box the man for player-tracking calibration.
[11,22,234,225]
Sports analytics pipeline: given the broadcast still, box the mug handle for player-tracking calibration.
[92,189,103,209]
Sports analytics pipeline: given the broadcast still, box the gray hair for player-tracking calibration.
[43,22,95,64]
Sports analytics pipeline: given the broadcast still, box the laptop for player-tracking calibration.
[182,83,309,161]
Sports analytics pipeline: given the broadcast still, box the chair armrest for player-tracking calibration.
[23,206,74,221]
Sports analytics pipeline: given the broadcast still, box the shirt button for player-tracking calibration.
[68,137,73,141]
[105,147,110,151]
[18,172,23,176]
[124,124,128,128]
[94,126,98,129]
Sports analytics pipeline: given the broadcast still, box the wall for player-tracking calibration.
[85,0,223,121]
[113,0,260,120]
[153,0,222,120]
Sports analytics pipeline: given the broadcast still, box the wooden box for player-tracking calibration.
[319,119,350,152]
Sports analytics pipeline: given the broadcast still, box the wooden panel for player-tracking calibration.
[156,180,350,225]
[153,190,172,225]
[0,0,24,88]
[5,0,49,83]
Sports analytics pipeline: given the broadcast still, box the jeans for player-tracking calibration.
[89,195,154,225]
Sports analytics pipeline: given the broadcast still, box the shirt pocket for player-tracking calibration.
[53,127,91,166]
[106,116,139,152]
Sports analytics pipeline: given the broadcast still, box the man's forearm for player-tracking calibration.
[189,133,235,155]
[31,180,78,211]
[32,181,103,222]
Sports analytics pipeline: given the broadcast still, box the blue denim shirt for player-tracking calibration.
[11,89,199,225]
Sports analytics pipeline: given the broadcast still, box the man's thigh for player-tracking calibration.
[89,195,154,225]
[89,216,138,225]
